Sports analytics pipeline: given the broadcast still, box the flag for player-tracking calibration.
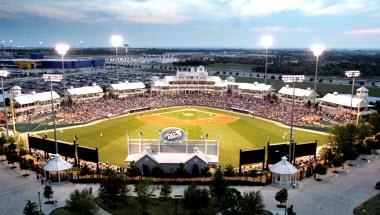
[205,132,208,139]
[139,129,143,137]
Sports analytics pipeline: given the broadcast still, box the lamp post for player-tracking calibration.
[110,35,123,82]
[345,70,360,124]
[43,74,63,181]
[310,44,325,93]
[260,35,274,84]
[37,191,42,212]
[55,44,70,103]
[0,70,8,138]
[282,75,305,163]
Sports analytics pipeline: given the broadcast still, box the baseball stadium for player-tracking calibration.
[38,105,328,167]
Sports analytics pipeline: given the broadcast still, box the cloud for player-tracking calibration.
[250,26,306,33]
[344,28,380,35]
[0,0,379,24]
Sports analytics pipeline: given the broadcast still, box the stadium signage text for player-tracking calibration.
[161,127,187,143]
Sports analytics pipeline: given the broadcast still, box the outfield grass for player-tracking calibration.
[40,106,329,167]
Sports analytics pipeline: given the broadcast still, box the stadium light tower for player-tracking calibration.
[260,35,274,84]
[345,70,360,124]
[0,70,9,138]
[110,35,123,82]
[310,44,325,93]
[282,75,305,163]
[43,74,63,153]
[55,43,70,102]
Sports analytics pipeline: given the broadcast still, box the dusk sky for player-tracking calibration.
[1,0,380,49]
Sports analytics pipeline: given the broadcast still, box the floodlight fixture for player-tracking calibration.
[282,75,305,83]
[43,74,63,82]
[111,35,123,47]
[345,70,360,78]
[0,70,9,77]
[310,44,325,56]
[55,43,70,56]
[260,35,274,49]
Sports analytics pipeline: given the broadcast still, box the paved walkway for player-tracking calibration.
[0,153,379,215]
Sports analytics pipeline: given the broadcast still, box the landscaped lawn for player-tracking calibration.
[353,193,380,215]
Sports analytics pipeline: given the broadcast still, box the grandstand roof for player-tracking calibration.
[109,81,145,91]
[126,149,219,164]
[237,82,275,92]
[14,91,60,105]
[278,86,318,97]
[66,84,103,96]
[319,92,368,108]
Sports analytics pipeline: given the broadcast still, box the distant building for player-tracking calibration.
[65,83,104,104]
[319,87,376,117]
[0,54,105,69]
[108,81,146,98]
[278,86,318,105]
[151,65,235,95]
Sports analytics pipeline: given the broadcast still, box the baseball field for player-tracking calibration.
[39,106,330,167]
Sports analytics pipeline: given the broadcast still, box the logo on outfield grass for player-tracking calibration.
[160,127,187,143]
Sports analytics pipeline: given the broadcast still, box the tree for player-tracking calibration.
[160,182,172,198]
[330,124,358,161]
[219,188,242,215]
[183,183,210,215]
[209,166,227,204]
[275,188,288,207]
[224,164,235,177]
[174,163,187,177]
[314,163,327,181]
[127,161,141,177]
[368,113,380,134]
[5,142,18,167]
[20,159,30,176]
[65,189,98,215]
[99,172,129,206]
[23,200,44,215]
[43,185,53,202]
[134,179,155,215]
[240,191,265,215]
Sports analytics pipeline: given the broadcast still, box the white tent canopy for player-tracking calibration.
[269,156,298,175]
[43,154,73,172]
[269,156,299,185]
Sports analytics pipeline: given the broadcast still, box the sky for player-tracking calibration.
[0,0,380,49]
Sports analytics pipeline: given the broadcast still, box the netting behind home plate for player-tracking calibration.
[128,139,219,156]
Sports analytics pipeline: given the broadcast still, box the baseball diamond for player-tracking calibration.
[39,106,329,167]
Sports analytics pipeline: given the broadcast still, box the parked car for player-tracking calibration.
[375,181,380,190]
